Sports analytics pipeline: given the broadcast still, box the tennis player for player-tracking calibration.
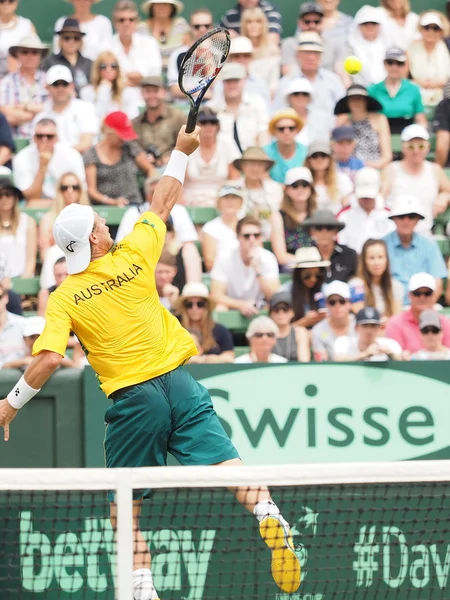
[0,125,300,599]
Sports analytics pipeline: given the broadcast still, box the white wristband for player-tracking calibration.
[163,150,189,184]
[7,375,40,409]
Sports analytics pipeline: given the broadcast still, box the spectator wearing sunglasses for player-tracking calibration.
[270,167,316,272]
[13,118,86,206]
[334,306,402,362]
[385,273,450,352]
[411,310,450,360]
[38,172,89,260]
[175,282,234,364]
[81,51,142,121]
[368,47,426,135]
[381,124,450,236]
[0,34,49,140]
[234,316,288,364]
[408,11,450,106]
[383,196,447,305]
[43,19,92,96]
[52,0,113,61]
[263,109,307,184]
[0,0,36,79]
[220,0,282,46]
[109,0,162,89]
[303,209,357,283]
[34,65,99,154]
[311,280,356,362]
[268,291,310,362]
[304,141,353,214]
[168,8,214,100]
[210,215,280,316]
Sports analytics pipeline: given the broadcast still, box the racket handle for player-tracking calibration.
[186,109,198,134]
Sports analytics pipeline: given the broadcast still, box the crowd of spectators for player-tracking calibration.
[2,0,450,368]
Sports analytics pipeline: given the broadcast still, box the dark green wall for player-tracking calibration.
[18,0,448,43]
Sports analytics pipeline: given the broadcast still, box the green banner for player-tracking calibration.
[1,482,449,598]
[82,363,450,468]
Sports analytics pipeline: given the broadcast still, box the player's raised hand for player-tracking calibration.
[175,125,200,156]
[0,398,18,442]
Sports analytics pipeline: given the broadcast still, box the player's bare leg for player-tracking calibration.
[215,457,301,593]
[110,500,160,600]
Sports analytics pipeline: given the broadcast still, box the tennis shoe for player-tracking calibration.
[259,514,301,593]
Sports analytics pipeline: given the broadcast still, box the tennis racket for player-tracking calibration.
[178,27,231,133]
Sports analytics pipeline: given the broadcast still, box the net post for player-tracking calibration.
[116,469,134,600]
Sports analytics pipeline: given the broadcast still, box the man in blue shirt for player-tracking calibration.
[331,125,364,181]
[220,0,282,44]
[383,195,447,304]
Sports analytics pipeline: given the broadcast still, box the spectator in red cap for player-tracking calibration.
[83,111,154,206]
[385,272,450,352]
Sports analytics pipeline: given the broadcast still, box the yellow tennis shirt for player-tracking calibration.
[32,211,197,397]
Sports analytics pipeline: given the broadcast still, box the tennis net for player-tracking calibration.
[0,461,449,600]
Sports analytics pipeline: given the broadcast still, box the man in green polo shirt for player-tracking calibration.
[368,47,427,134]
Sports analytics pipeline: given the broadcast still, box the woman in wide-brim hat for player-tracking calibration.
[175,282,235,363]
[139,0,190,66]
[335,84,393,169]
[0,0,36,78]
[233,146,283,241]
[52,0,113,62]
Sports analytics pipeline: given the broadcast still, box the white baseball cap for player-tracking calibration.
[388,195,425,219]
[53,204,95,274]
[23,316,46,338]
[419,12,443,28]
[354,167,380,199]
[285,166,313,186]
[408,272,436,292]
[230,36,254,54]
[401,124,429,142]
[285,77,313,98]
[325,280,351,299]
[46,64,73,85]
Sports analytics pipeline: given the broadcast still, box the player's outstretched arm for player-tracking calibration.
[151,125,200,223]
[0,350,63,441]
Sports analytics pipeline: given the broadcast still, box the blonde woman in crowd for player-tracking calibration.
[377,0,420,50]
[240,8,280,97]
[304,141,353,213]
[0,175,36,278]
[38,172,89,260]
[81,51,143,120]
[408,11,450,106]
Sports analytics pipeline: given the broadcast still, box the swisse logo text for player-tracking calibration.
[204,365,450,463]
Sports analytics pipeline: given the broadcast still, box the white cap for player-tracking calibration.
[401,124,429,142]
[388,195,425,219]
[23,316,46,338]
[46,64,73,85]
[325,280,351,299]
[285,166,313,186]
[221,62,246,81]
[408,272,436,292]
[419,12,443,28]
[354,167,380,199]
[230,36,254,55]
[285,77,313,99]
[53,204,95,274]
[355,5,382,25]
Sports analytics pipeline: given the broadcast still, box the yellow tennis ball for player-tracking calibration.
[344,56,362,75]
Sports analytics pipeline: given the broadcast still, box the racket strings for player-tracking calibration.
[181,32,229,95]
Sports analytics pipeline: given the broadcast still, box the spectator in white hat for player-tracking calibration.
[0,34,49,140]
[33,65,99,153]
[381,123,450,235]
[408,11,450,105]
[411,310,450,360]
[273,31,345,114]
[285,77,335,145]
[207,62,269,152]
[234,316,288,363]
[270,167,316,271]
[334,306,402,362]
[281,2,351,84]
[202,182,242,272]
[338,167,394,253]
[210,215,280,316]
[311,279,356,361]
[348,6,388,87]
[383,195,447,303]
[385,272,450,352]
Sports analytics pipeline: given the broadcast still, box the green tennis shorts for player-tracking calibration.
[104,366,239,499]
